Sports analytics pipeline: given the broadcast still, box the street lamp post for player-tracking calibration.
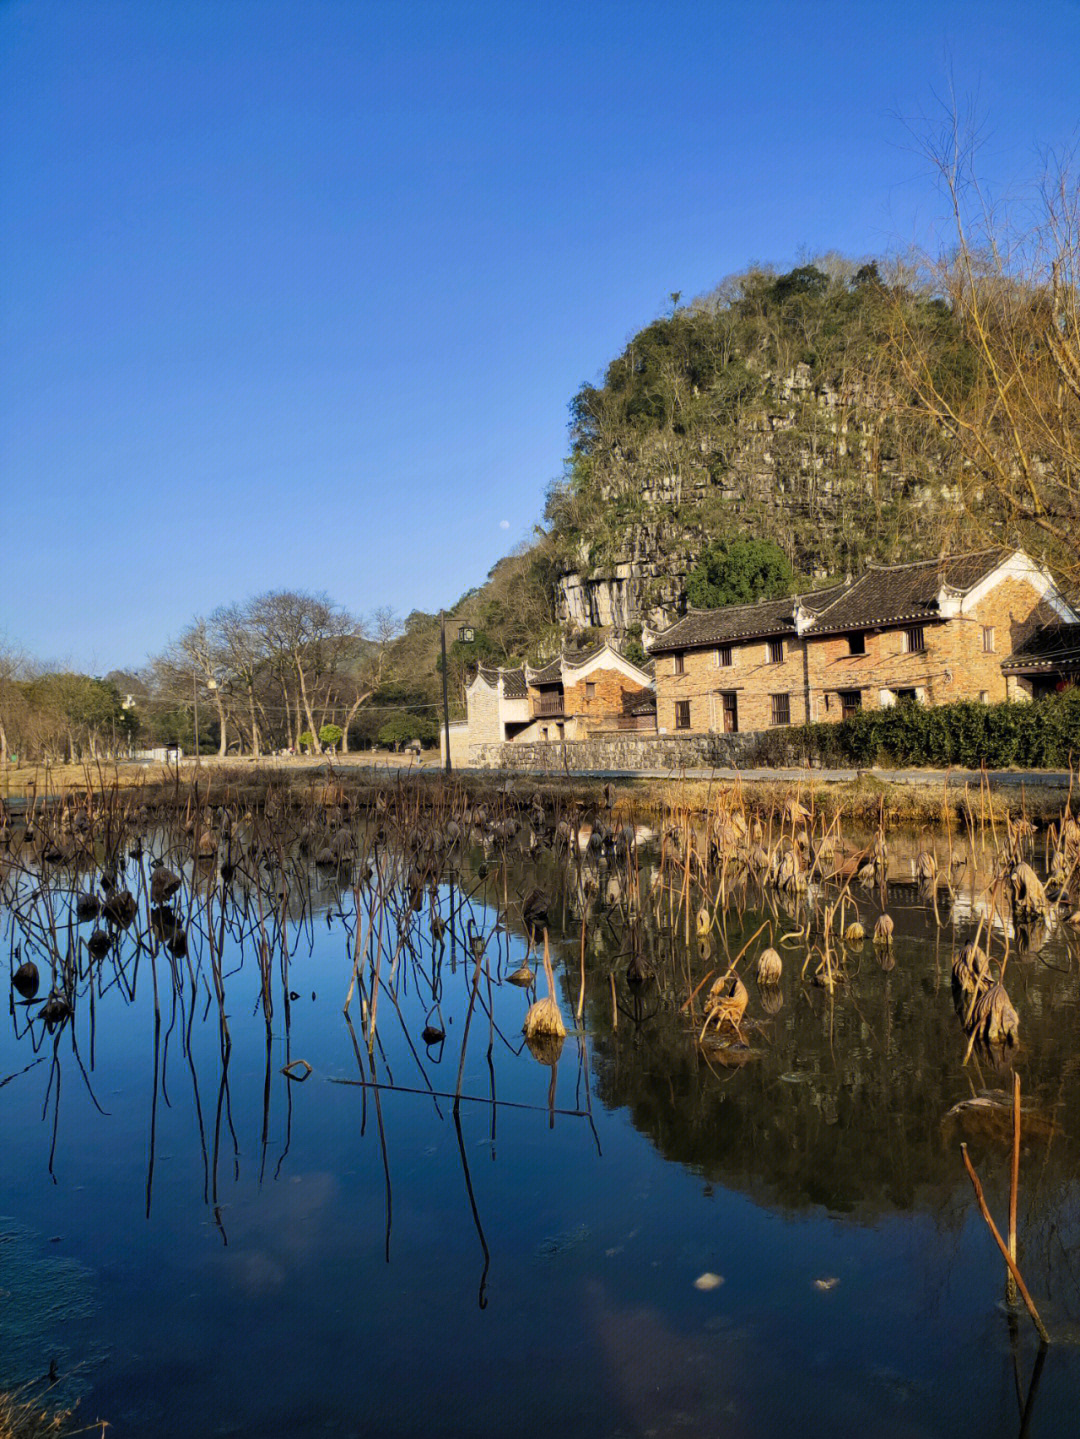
[440,612,452,775]
[440,620,475,774]
[193,674,218,768]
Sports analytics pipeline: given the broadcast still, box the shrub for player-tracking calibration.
[685,537,793,609]
[318,723,343,751]
[768,692,1080,769]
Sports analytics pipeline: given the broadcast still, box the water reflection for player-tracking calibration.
[2,796,1079,1435]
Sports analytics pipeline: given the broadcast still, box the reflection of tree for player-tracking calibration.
[5,822,1080,1336]
[499,850,1080,1252]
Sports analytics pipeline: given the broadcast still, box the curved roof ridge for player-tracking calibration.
[862,545,1007,573]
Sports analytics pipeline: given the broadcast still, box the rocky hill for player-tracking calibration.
[543,259,982,635]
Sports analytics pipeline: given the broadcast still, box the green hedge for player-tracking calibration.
[746,691,1080,770]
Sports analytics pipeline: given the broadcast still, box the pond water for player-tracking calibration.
[2,809,1079,1438]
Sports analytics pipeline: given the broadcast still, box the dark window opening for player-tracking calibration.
[720,691,738,733]
[768,639,785,665]
[847,632,866,655]
[770,693,791,726]
[717,644,733,668]
[839,689,862,720]
[905,626,925,653]
[673,653,685,675]
[675,700,691,730]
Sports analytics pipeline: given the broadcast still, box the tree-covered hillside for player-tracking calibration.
[542,257,996,629]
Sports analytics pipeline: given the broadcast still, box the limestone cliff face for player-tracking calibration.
[554,362,956,634]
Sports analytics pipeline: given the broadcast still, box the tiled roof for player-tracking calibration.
[807,548,1008,635]
[529,659,563,686]
[647,584,847,653]
[1001,623,1080,674]
[561,642,606,669]
[646,549,1017,654]
[472,664,527,697]
[529,641,656,683]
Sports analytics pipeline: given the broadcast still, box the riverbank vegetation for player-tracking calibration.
[0,1388,88,1439]
[749,690,1080,771]
[0,753,1071,828]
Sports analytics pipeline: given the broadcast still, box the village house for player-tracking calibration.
[444,642,655,764]
[646,548,1078,735]
[521,642,655,743]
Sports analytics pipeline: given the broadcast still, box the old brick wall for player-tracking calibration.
[441,721,471,767]
[651,576,1058,733]
[564,667,652,732]
[466,678,503,744]
[955,581,1059,702]
[804,578,1056,715]
[655,639,809,734]
[805,626,949,715]
[470,731,761,770]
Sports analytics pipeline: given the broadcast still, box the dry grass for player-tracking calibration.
[0,756,1071,825]
[0,1389,94,1439]
[619,774,1071,825]
[0,751,433,801]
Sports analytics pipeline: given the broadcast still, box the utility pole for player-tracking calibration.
[440,610,452,775]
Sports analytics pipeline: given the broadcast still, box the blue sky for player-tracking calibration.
[3,0,1079,672]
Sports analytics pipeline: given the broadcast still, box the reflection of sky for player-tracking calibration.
[2,853,1080,1437]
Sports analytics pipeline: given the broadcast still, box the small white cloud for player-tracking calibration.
[499,519,510,530]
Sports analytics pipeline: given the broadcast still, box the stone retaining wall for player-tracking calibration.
[470,731,761,771]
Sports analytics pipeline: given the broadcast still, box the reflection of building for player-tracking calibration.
[444,643,655,766]
[647,548,1078,734]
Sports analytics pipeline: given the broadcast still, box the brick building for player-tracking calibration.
[448,643,655,762]
[1002,622,1080,698]
[522,643,655,742]
[647,549,1077,735]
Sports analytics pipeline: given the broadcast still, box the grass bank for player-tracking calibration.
[0,755,1072,825]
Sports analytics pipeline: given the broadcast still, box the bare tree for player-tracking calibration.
[247,591,356,750]
[211,602,270,757]
[336,607,403,752]
[0,638,27,765]
[887,113,1080,582]
[157,619,230,756]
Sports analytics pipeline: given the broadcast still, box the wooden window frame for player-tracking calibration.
[905,626,926,653]
[982,626,995,653]
[770,692,791,727]
[673,653,685,676]
[720,690,738,733]
[716,644,734,668]
[674,699,691,730]
[767,638,785,665]
[839,688,862,720]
